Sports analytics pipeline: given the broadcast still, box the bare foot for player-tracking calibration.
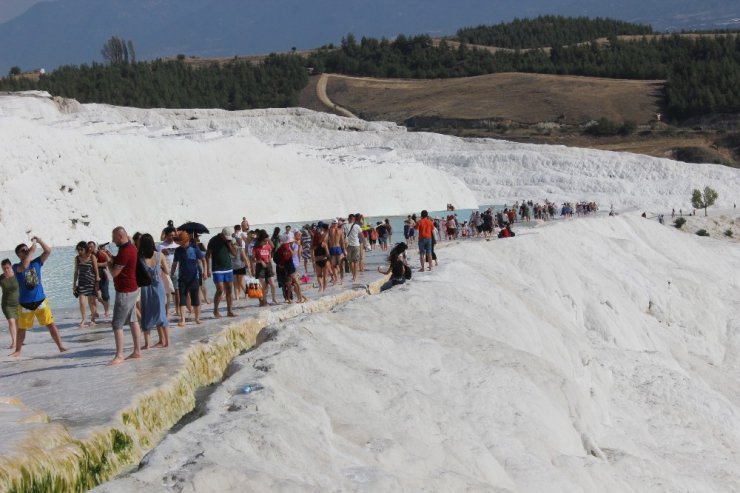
[108,356,125,365]
[125,352,141,360]
[142,344,149,350]
[7,343,14,349]
[178,320,185,327]
[194,319,202,325]
[9,351,21,357]
[79,321,88,328]
[213,311,222,318]
[59,346,68,353]
[227,312,236,317]
[104,312,111,318]
[154,342,164,348]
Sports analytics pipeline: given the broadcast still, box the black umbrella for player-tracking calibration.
[178,222,209,234]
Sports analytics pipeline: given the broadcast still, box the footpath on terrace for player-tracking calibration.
[0,247,392,492]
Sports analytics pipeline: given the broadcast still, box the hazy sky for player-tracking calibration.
[0,0,49,23]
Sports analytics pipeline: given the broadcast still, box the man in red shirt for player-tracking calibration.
[415,210,435,272]
[101,226,142,365]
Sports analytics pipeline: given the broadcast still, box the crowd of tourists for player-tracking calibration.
[0,201,599,365]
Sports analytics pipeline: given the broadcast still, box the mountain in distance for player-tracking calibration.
[0,0,738,74]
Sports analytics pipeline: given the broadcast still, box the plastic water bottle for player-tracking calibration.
[241,383,264,394]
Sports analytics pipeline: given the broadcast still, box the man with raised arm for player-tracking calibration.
[10,237,67,357]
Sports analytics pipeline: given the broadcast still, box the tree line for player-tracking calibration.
[0,53,308,110]
[455,15,653,49]
[1,17,739,118]
[305,32,740,118]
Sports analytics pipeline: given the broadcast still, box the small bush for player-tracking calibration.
[584,118,638,137]
[696,229,709,237]
[675,147,722,164]
[674,217,687,229]
[619,120,637,136]
[724,229,733,237]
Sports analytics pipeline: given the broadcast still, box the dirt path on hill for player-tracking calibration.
[316,74,357,118]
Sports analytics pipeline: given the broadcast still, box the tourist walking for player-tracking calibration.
[138,234,169,349]
[415,210,435,272]
[171,231,206,326]
[231,227,250,300]
[253,230,279,306]
[101,227,141,365]
[206,227,237,318]
[300,225,313,274]
[72,241,100,327]
[0,259,18,350]
[343,214,365,283]
[88,241,111,318]
[10,237,67,357]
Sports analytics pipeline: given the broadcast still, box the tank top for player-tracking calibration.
[77,257,97,291]
[232,245,246,270]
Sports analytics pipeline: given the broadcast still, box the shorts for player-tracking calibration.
[233,267,247,276]
[255,263,274,280]
[447,228,456,236]
[379,235,388,246]
[178,278,200,307]
[346,246,360,263]
[2,302,18,320]
[99,277,110,302]
[18,299,53,329]
[418,238,433,256]
[112,290,139,330]
[329,246,343,256]
[212,271,234,284]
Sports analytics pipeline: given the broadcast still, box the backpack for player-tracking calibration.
[136,256,152,287]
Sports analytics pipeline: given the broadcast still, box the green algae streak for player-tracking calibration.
[0,277,387,492]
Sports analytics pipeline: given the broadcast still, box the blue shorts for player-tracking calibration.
[418,238,432,256]
[330,246,343,256]
[212,271,234,284]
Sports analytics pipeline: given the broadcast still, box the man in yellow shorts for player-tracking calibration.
[10,237,67,357]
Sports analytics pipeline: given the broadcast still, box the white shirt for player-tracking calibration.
[343,223,362,247]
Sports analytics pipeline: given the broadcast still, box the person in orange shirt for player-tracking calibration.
[415,210,435,272]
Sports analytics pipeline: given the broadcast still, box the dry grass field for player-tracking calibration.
[299,72,738,167]
[324,72,663,125]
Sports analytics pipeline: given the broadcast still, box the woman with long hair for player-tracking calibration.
[378,242,410,292]
[72,241,99,327]
[253,230,279,306]
[138,234,170,349]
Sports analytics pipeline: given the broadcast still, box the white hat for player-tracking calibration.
[222,227,234,236]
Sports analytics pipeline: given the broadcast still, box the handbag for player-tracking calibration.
[246,278,263,299]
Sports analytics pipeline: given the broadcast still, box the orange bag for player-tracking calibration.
[246,280,263,299]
